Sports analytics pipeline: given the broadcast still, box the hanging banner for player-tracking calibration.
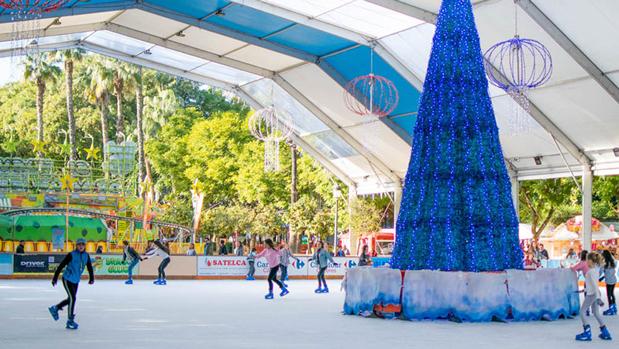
[197,256,248,276]
[254,257,309,277]
[13,254,66,273]
[307,257,359,276]
[91,254,138,276]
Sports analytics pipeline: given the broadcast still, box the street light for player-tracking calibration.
[333,184,342,254]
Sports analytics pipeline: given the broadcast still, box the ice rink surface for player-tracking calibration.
[0,279,617,349]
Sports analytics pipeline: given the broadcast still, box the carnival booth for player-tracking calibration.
[539,224,579,259]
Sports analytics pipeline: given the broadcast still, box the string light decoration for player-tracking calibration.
[0,0,70,56]
[390,0,523,272]
[483,1,552,135]
[248,106,293,172]
[344,48,399,118]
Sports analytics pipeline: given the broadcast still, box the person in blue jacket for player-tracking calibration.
[48,238,94,330]
[310,241,338,294]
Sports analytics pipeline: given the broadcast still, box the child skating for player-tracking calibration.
[122,240,143,285]
[279,242,299,287]
[601,250,617,316]
[143,239,171,285]
[48,238,94,330]
[255,239,288,299]
[575,251,612,341]
[246,247,257,280]
[310,241,338,294]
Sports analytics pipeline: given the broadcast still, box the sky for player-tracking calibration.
[0,57,23,86]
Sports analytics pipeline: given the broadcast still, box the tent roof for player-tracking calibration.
[1,0,618,193]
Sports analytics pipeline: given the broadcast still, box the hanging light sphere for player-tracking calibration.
[344,73,399,118]
[484,35,553,92]
[0,0,70,14]
[248,106,293,142]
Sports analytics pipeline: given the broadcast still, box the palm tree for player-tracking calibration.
[132,65,145,183]
[112,61,135,143]
[55,49,84,161]
[83,57,114,162]
[22,53,61,156]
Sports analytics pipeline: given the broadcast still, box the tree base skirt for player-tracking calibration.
[343,267,579,322]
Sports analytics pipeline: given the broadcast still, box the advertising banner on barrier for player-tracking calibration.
[254,257,309,277]
[13,254,66,273]
[197,256,249,276]
[307,257,359,276]
[91,255,138,276]
[0,254,13,275]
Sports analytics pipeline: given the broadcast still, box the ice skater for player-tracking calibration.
[143,239,171,285]
[601,250,617,316]
[575,252,612,341]
[247,247,257,280]
[122,240,143,285]
[279,242,299,286]
[310,242,338,294]
[255,239,288,299]
[48,238,94,330]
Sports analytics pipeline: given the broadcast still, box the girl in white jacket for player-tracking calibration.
[575,252,612,341]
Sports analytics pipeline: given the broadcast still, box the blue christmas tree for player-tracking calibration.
[390,0,523,272]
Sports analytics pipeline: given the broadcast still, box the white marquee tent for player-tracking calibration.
[0,0,617,249]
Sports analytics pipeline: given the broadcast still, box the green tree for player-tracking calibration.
[55,49,84,161]
[21,53,61,155]
[82,57,114,161]
[112,61,136,143]
[519,178,577,240]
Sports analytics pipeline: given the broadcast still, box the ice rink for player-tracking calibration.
[0,279,616,348]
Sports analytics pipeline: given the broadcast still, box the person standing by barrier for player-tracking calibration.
[255,239,288,299]
[310,242,338,294]
[247,247,257,280]
[122,240,143,285]
[575,252,612,341]
[279,242,299,286]
[601,250,617,316]
[143,240,171,285]
[48,238,94,330]
[358,245,372,267]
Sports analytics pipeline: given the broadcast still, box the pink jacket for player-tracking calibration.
[570,261,589,275]
[256,248,281,268]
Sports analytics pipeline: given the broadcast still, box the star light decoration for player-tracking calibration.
[32,139,46,155]
[84,144,100,161]
[59,171,75,191]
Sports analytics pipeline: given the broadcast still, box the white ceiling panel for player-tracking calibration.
[170,27,246,56]
[532,0,619,73]
[317,1,424,38]
[85,30,152,56]
[140,45,208,71]
[256,0,353,17]
[345,120,411,173]
[0,18,56,35]
[527,78,619,151]
[112,9,186,39]
[226,45,303,71]
[193,62,261,85]
[56,11,119,27]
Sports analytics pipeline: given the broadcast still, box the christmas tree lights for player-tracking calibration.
[390,0,523,272]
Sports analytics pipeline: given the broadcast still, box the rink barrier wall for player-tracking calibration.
[0,253,12,275]
[343,268,580,322]
[0,254,365,279]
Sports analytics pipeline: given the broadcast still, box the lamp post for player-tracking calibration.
[333,184,342,255]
